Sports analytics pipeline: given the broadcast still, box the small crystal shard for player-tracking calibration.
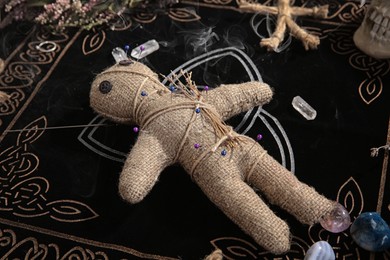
[320,203,351,233]
[131,39,159,59]
[112,47,128,63]
[292,96,317,120]
[304,241,335,260]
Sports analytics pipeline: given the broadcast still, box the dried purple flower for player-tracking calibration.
[1,0,178,31]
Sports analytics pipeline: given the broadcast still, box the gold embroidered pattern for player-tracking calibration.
[0,227,109,259]
[307,1,389,105]
[82,28,107,56]
[0,218,178,259]
[328,26,389,105]
[0,31,69,91]
[0,116,99,222]
[0,28,82,144]
[209,236,309,259]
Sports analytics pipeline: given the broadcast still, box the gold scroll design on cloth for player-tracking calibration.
[304,0,365,24]
[0,224,178,259]
[0,32,69,90]
[209,236,309,259]
[0,228,108,259]
[208,177,370,259]
[182,0,274,9]
[81,8,200,55]
[0,90,25,127]
[82,28,106,55]
[131,7,200,24]
[328,27,389,105]
[0,31,69,118]
[0,116,98,222]
[302,1,389,105]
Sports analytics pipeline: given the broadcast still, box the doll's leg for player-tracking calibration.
[244,146,335,225]
[195,169,291,254]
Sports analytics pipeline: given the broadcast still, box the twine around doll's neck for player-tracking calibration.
[132,76,168,124]
[133,77,149,122]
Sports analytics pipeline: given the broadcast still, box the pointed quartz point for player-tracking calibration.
[112,47,128,63]
[131,40,159,59]
[292,96,317,120]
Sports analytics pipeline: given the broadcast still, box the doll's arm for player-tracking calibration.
[118,132,171,204]
[207,82,273,121]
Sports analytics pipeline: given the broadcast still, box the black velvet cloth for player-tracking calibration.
[0,0,389,259]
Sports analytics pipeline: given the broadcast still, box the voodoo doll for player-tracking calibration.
[90,60,337,254]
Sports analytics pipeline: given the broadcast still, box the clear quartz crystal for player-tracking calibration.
[292,96,317,120]
[111,47,128,63]
[131,39,159,59]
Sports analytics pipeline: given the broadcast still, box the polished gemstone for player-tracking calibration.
[304,241,335,260]
[320,203,351,233]
[350,212,390,252]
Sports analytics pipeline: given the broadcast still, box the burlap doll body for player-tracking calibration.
[90,61,335,254]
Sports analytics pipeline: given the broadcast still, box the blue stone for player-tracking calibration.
[350,212,390,252]
[304,241,335,260]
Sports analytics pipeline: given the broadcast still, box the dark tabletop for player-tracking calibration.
[0,0,389,259]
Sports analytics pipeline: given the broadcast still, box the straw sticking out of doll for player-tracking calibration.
[163,70,246,149]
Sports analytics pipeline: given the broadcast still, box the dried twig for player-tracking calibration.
[371,145,390,157]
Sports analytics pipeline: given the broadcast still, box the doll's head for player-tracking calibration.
[90,60,165,124]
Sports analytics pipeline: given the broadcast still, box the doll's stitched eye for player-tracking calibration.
[99,80,112,94]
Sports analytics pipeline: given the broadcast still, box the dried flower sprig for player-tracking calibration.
[34,0,116,31]
[0,0,176,31]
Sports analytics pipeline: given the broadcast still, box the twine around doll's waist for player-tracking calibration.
[188,134,268,181]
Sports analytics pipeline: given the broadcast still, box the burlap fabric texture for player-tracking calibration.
[90,60,336,254]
